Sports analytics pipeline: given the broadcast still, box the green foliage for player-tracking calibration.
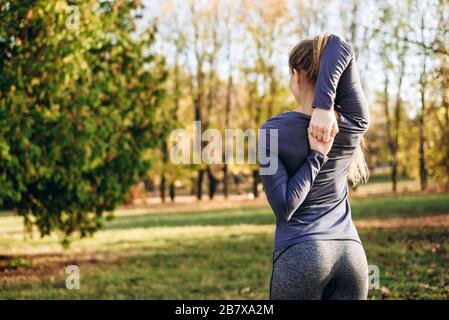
[0,1,166,240]
[10,256,33,269]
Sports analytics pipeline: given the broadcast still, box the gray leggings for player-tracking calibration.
[270,240,368,300]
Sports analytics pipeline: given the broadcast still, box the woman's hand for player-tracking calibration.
[308,130,334,156]
[309,108,339,142]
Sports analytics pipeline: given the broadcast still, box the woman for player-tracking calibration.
[259,32,370,300]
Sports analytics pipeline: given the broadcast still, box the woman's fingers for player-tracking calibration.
[322,129,331,142]
[309,108,337,142]
[309,123,333,142]
[330,121,339,137]
[317,127,325,141]
[311,126,319,139]
[312,125,330,142]
[308,130,317,143]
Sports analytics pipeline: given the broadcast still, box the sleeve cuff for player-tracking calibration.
[312,103,333,110]
[308,150,329,164]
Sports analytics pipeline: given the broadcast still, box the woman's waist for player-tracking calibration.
[273,201,358,250]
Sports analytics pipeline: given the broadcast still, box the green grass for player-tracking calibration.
[362,227,449,299]
[0,193,448,299]
[351,193,449,220]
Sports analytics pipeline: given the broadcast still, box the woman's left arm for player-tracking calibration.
[309,34,363,140]
[312,34,354,112]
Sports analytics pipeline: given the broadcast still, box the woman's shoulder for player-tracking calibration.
[260,111,310,130]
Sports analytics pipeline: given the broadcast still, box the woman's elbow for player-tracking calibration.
[330,33,355,58]
[361,111,371,131]
[360,117,370,132]
[275,205,294,223]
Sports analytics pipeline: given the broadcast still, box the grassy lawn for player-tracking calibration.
[0,193,448,299]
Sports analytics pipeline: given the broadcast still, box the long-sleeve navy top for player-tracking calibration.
[259,34,370,251]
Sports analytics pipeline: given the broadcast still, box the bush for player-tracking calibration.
[0,1,166,240]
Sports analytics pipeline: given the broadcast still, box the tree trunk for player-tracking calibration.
[190,2,205,202]
[207,166,218,200]
[196,169,205,200]
[418,20,428,192]
[418,99,427,191]
[418,124,427,191]
[190,178,196,195]
[169,182,175,202]
[160,140,169,203]
[252,169,260,198]
[223,164,229,199]
[392,160,398,193]
[391,42,407,193]
[444,82,449,190]
[382,61,395,193]
[160,175,166,203]
[234,173,243,195]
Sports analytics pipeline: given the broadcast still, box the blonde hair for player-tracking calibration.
[289,32,369,186]
[347,137,369,186]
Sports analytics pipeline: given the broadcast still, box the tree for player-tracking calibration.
[204,0,222,200]
[187,0,208,200]
[240,0,291,197]
[375,0,411,192]
[417,9,429,191]
[0,1,166,241]
[157,0,187,203]
[222,1,237,199]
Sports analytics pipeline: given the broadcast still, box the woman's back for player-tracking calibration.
[264,32,371,300]
[260,34,369,251]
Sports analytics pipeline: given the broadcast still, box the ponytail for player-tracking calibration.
[348,137,369,186]
[311,32,331,81]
